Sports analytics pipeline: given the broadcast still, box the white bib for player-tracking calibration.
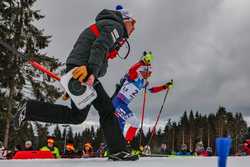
[119,81,140,102]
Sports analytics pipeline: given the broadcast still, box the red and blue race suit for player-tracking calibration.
[112,60,151,142]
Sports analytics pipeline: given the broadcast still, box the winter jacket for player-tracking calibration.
[128,60,152,81]
[61,150,80,158]
[0,147,7,159]
[176,151,192,156]
[196,150,209,156]
[40,146,61,158]
[66,9,128,78]
[243,140,250,155]
[24,147,34,151]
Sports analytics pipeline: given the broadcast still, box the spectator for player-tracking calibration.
[139,145,144,153]
[236,129,246,156]
[206,146,213,156]
[96,143,107,157]
[160,143,167,153]
[8,144,22,159]
[142,145,151,156]
[24,140,34,151]
[0,141,7,160]
[195,141,208,156]
[14,144,22,151]
[160,143,171,155]
[131,146,141,156]
[176,144,192,156]
[62,142,79,158]
[82,143,94,158]
[242,139,250,155]
[40,137,60,158]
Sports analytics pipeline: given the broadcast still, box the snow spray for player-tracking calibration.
[216,137,232,167]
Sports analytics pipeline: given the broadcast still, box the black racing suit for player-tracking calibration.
[24,9,129,154]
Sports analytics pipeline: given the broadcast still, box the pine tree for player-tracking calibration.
[138,128,146,146]
[180,111,188,145]
[8,122,35,150]
[81,127,92,144]
[164,119,172,151]
[52,124,64,150]
[216,106,227,137]
[53,124,62,140]
[73,132,82,151]
[67,126,74,142]
[144,106,249,154]
[0,0,62,148]
[93,127,104,150]
[34,122,49,148]
[145,128,151,145]
[245,127,250,139]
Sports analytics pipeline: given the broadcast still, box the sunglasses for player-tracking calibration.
[124,18,136,25]
[47,139,54,144]
[131,19,136,26]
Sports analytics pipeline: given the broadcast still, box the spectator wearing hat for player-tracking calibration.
[195,141,208,156]
[40,137,60,158]
[62,142,79,158]
[24,140,34,151]
[96,143,107,157]
[82,142,94,158]
[176,144,192,156]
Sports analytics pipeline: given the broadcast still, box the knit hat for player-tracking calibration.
[84,143,92,149]
[115,5,132,20]
[66,143,75,151]
[25,140,32,146]
[47,137,55,144]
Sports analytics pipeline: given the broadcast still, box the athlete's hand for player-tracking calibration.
[165,79,174,89]
[62,92,70,101]
[72,65,88,83]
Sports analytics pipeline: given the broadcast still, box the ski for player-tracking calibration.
[141,154,168,157]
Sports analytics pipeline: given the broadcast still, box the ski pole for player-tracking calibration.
[139,82,148,145]
[147,80,173,145]
[0,39,60,81]
[139,64,150,146]
[29,60,60,81]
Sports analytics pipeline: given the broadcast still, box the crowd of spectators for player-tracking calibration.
[1,137,250,159]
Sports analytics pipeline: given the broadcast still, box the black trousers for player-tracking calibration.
[25,79,127,154]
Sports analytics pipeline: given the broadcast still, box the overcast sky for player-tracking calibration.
[34,0,250,131]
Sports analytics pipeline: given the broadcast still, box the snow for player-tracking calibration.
[0,157,249,167]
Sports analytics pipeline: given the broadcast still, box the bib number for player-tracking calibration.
[119,81,139,101]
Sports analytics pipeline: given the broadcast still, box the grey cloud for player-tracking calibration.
[35,0,250,129]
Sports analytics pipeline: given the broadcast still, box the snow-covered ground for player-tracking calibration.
[0,157,249,167]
